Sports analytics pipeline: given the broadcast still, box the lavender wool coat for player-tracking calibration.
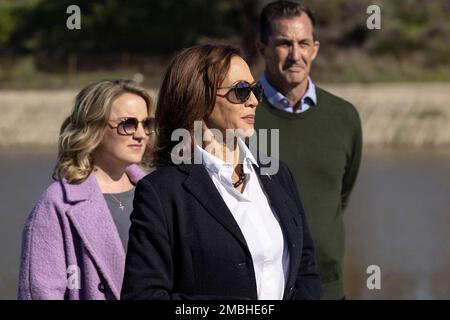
[18,165,146,300]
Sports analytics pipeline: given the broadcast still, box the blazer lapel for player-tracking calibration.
[254,165,301,297]
[180,162,302,298]
[63,174,125,299]
[180,164,251,255]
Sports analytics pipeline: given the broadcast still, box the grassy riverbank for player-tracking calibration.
[1,83,449,149]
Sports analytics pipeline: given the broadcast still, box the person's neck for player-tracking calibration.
[203,137,240,165]
[203,137,247,192]
[94,160,134,193]
[267,74,309,107]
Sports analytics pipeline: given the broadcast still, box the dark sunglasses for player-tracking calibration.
[217,80,264,104]
[108,117,155,136]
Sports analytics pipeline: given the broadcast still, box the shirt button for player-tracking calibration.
[98,282,106,293]
[289,286,294,292]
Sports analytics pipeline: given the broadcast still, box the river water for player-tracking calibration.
[344,149,450,299]
[1,148,449,299]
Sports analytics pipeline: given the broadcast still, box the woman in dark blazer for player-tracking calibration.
[121,44,321,300]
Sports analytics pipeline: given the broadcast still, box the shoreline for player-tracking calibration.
[1,83,449,149]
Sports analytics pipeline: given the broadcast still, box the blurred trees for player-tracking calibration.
[0,0,449,82]
[1,0,240,54]
[298,0,450,81]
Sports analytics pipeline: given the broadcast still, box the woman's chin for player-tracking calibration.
[233,125,254,138]
[241,127,255,138]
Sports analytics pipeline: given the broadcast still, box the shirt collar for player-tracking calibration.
[260,73,317,111]
[195,138,258,176]
[238,138,258,174]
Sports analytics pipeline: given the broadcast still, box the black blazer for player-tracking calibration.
[121,160,321,300]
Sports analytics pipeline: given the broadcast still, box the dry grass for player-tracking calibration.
[1,83,449,149]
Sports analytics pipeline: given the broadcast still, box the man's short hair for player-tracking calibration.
[259,1,316,44]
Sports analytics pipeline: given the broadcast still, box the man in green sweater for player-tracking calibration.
[255,1,362,299]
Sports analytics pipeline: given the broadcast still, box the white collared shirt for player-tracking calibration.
[260,73,317,113]
[195,140,290,300]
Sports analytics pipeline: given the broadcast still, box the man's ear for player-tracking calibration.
[255,39,266,56]
[311,40,320,61]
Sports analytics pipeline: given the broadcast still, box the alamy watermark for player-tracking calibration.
[66,5,81,30]
[366,265,381,290]
[366,4,381,30]
[170,121,280,175]
[67,264,81,290]
[67,4,381,31]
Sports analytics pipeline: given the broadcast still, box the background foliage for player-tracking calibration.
[1,0,450,87]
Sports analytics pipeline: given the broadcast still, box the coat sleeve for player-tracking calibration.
[121,178,179,300]
[18,193,67,299]
[283,164,322,300]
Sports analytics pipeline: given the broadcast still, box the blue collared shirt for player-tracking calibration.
[260,73,317,113]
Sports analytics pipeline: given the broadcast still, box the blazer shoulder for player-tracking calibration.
[266,159,294,187]
[273,159,290,175]
[37,180,66,208]
[143,164,182,178]
[24,180,66,230]
[140,165,187,187]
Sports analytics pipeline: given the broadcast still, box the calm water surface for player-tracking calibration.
[1,148,449,299]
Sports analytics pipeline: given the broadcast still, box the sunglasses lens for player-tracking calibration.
[234,82,251,103]
[143,118,155,135]
[121,118,138,135]
[252,82,264,102]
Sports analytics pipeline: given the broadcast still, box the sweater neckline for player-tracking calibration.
[260,98,318,119]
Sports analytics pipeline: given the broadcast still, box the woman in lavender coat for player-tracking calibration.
[18,79,155,300]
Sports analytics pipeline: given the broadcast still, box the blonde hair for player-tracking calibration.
[53,79,154,183]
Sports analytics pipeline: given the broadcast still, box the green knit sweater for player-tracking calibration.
[254,86,362,299]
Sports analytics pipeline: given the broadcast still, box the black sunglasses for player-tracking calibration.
[108,117,155,136]
[217,80,264,104]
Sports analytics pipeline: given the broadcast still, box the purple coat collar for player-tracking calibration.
[61,164,146,299]
[63,164,146,203]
